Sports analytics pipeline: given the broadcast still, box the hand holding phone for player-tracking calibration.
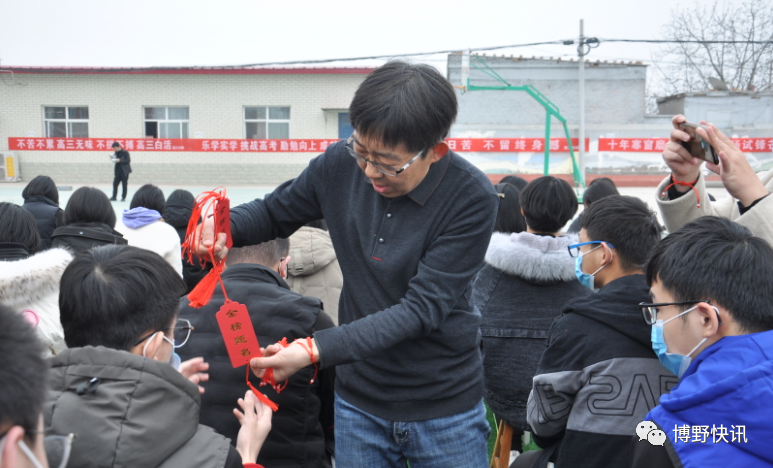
[678,122,720,165]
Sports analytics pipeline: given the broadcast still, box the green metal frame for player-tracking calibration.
[466,55,586,190]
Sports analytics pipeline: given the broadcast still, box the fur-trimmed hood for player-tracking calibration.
[0,248,73,307]
[484,232,578,282]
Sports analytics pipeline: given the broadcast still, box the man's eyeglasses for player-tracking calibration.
[133,318,194,348]
[345,136,425,177]
[639,300,712,325]
[0,430,74,468]
[567,241,616,258]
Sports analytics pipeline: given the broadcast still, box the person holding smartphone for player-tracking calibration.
[656,114,773,245]
[110,142,132,202]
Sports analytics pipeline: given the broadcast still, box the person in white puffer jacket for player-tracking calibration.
[0,202,71,356]
[115,184,183,277]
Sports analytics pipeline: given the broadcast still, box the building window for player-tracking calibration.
[44,106,89,138]
[338,112,354,139]
[244,107,290,139]
[144,107,189,138]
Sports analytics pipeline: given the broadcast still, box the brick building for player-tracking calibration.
[0,66,371,184]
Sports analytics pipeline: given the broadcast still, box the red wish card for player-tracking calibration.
[216,302,261,367]
[213,197,233,250]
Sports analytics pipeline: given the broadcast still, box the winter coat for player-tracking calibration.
[630,329,773,468]
[164,197,211,294]
[44,346,243,468]
[22,195,63,249]
[526,274,677,468]
[286,226,343,325]
[116,216,183,277]
[179,263,336,468]
[51,222,127,254]
[113,149,132,175]
[0,243,71,356]
[656,169,773,245]
[472,232,589,431]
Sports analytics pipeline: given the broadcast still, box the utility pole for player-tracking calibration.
[578,19,586,186]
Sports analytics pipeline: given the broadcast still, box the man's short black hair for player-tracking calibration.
[59,245,186,351]
[584,177,619,206]
[226,238,290,268]
[112,142,121,148]
[349,60,457,155]
[0,202,42,254]
[581,195,661,272]
[519,176,578,233]
[645,217,773,333]
[63,187,116,228]
[22,175,59,205]
[493,183,526,234]
[498,175,528,191]
[130,184,166,214]
[0,304,47,438]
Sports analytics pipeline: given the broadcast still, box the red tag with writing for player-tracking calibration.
[214,197,233,250]
[216,302,261,367]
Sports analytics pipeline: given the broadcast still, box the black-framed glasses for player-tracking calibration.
[567,241,616,258]
[639,300,712,325]
[133,318,194,348]
[345,136,425,177]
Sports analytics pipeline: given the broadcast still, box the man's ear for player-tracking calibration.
[697,303,721,338]
[429,141,449,163]
[1,426,25,468]
[279,256,292,279]
[601,242,615,266]
[129,331,165,359]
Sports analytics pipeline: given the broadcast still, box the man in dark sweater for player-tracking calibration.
[178,239,336,468]
[197,61,498,467]
[110,142,132,202]
[523,196,675,468]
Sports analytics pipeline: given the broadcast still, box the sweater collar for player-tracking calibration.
[223,263,289,289]
[406,151,451,206]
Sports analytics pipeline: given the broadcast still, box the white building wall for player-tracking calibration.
[0,71,367,184]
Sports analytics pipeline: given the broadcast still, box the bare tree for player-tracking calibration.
[653,0,773,96]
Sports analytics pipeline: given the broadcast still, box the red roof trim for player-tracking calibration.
[1,67,375,75]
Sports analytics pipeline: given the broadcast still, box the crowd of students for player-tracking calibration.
[1,61,772,468]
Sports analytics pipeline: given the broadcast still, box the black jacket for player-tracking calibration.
[178,264,336,468]
[22,196,63,249]
[472,232,589,432]
[164,198,211,294]
[51,222,127,254]
[525,274,678,468]
[114,149,132,175]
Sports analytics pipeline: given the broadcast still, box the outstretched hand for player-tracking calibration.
[195,214,229,261]
[234,390,273,464]
[249,340,318,384]
[179,357,209,394]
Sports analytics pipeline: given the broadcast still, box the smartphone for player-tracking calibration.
[678,122,720,165]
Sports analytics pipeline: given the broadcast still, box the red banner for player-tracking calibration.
[599,138,773,153]
[445,138,588,152]
[8,137,589,153]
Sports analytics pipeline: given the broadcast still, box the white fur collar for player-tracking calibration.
[0,248,73,307]
[484,232,578,282]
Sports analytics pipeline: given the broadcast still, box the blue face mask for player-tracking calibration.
[651,305,707,378]
[574,246,608,291]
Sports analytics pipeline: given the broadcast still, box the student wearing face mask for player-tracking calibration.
[45,245,272,468]
[178,240,336,468]
[630,216,773,468]
[520,196,672,468]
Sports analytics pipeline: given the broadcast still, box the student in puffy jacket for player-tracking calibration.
[116,184,183,276]
[51,187,127,254]
[47,244,272,468]
[0,202,70,356]
[631,217,773,468]
[21,175,63,249]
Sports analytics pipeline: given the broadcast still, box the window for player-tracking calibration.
[44,107,89,138]
[244,107,290,139]
[338,112,354,139]
[144,107,189,138]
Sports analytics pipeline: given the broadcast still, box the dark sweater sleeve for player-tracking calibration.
[230,154,326,247]
[313,190,498,368]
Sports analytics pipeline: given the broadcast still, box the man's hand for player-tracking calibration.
[179,357,209,394]
[662,114,704,191]
[249,340,319,383]
[234,390,273,464]
[196,213,229,261]
[699,123,769,207]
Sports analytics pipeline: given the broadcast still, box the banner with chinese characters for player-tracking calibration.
[599,138,773,152]
[8,137,588,153]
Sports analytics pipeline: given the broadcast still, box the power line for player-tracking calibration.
[598,38,773,44]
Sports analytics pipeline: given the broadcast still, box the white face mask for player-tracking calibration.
[0,433,46,468]
[142,332,179,369]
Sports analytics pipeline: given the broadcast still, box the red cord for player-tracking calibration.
[662,175,701,208]
[259,337,319,390]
